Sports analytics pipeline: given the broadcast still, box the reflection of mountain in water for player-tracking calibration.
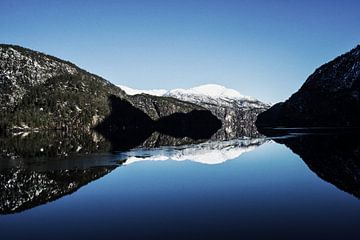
[0,165,117,214]
[0,118,260,161]
[123,138,267,165]
[0,130,216,162]
[271,132,360,199]
[0,116,264,214]
[0,134,266,214]
[138,131,206,148]
[0,130,111,162]
[0,131,118,215]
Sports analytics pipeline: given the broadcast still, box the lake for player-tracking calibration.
[1,132,360,240]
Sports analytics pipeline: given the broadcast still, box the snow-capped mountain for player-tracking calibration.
[165,84,253,100]
[164,84,268,110]
[118,84,270,139]
[122,137,267,165]
[118,83,254,100]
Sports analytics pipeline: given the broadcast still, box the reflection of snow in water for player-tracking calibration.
[123,138,267,165]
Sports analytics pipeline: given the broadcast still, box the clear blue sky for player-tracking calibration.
[1,0,359,103]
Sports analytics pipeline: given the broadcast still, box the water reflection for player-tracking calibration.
[0,123,261,163]
[0,130,207,164]
[268,131,360,199]
[122,138,267,165]
[0,127,266,215]
[0,165,117,214]
[0,130,111,162]
[2,128,360,239]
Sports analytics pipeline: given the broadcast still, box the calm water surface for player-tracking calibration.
[1,134,360,240]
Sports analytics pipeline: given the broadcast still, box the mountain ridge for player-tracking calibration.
[256,44,360,129]
[118,83,264,101]
[119,84,270,139]
[0,44,210,132]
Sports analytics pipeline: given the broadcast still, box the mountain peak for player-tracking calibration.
[118,83,253,100]
[168,84,251,100]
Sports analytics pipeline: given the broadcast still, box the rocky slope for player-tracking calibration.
[256,45,360,129]
[0,44,206,132]
[119,84,270,139]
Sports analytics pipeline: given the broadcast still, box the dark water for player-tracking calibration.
[1,132,360,240]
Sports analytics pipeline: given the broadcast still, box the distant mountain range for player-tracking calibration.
[119,84,270,139]
[119,83,255,98]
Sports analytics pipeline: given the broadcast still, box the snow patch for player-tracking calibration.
[118,85,167,96]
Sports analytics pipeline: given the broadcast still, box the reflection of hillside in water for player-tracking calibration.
[0,118,264,162]
[0,122,265,215]
[0,165,117,215]
[270,132,360,199]
[123,138,267,165]
[0,130,111,162]
[0,128,265,215]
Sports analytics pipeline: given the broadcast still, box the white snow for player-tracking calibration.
[165,84,253,100]
[75,105,82,112]
[118,83,255,100]
[117,85,167,96]
[123,138,266,166]
[76,146,82,152]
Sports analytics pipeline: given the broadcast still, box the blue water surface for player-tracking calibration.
[1,141,359,240]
